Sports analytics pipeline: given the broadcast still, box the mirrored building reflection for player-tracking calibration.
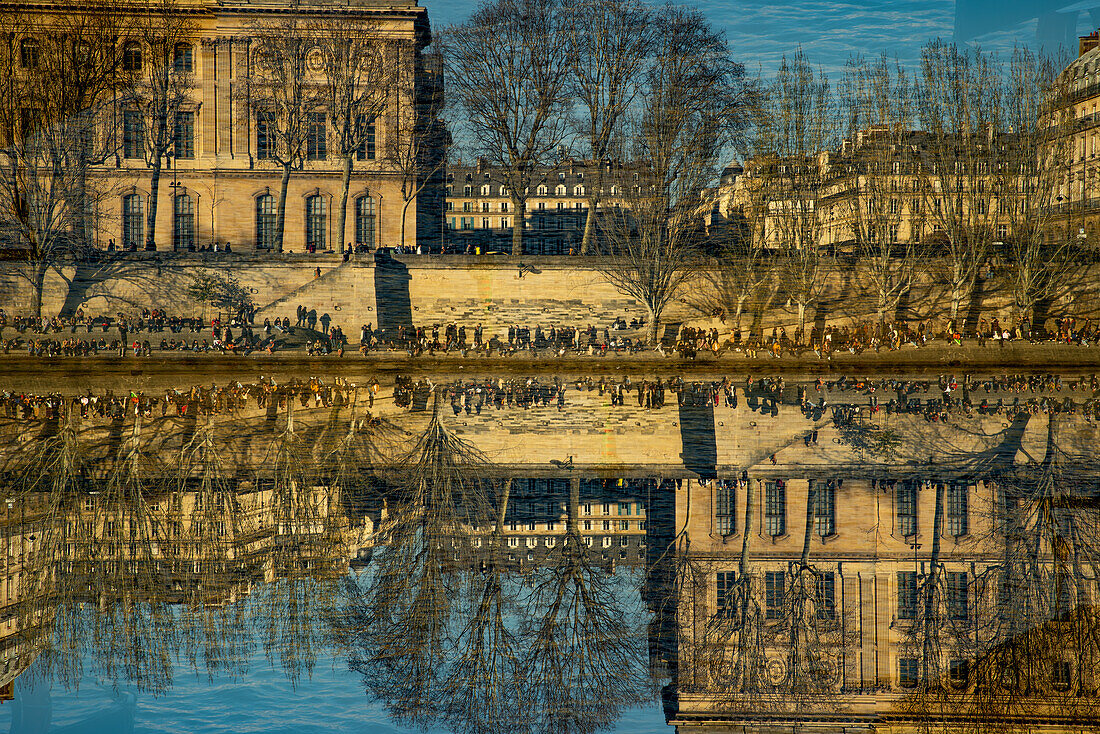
[0,373,1096,734]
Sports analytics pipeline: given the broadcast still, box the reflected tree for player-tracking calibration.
[520,478,650,734]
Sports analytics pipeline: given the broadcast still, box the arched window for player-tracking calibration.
[173,194,194,250]
[537,185,547,196]
[256,195,276,249]
[20,38,39,69]
[355,196,376,247]
[555,184,566,196]
[306,195,326,250]
[173,43,193,73]
[122,42,142,72]
[122,194,143,250]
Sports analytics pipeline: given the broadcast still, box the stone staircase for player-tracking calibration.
[255,261,372,328]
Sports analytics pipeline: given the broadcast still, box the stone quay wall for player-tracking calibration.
[3,254,1100,340]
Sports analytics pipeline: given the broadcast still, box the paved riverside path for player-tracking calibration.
[0,340,1099,376]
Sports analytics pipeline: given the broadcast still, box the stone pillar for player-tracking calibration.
[859,571,877,688]
[232,37,252,163]
[200,39,218,159]
[842,567,861,689]
[216,38,233,159]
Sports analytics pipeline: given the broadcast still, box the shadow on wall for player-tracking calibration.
[678,399,717,479]
[373,250,412,335]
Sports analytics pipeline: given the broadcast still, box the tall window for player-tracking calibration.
[306,195,326,250]
[123,111,143,159]
[306,112,326,160]
[715,480,735,535]
[20,108,41,149]
[173,111,194,159]
[173,194,194,250]
[173,43,193,72]
[716,572,735,619]
[814,480,836,537]
[947,483,968,536]
[122,42,142,72]
[20,38,39,69]
[355,196,376,247]
[815,572,836,620]
[257,111,275,160]
[356,115,376,161]
[947,571,968,621]
[765,571,785,619]
[1053,660,1072,690]
[765,480,786,537]
[949,659,970,688]
[898,571,918,620]
[898,658,919,687]
[897,482,918,536]
[122,194,143,250]
[256,195,276,249]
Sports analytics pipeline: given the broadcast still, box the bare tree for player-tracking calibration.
[311,17,394,252]
[562,0,652,254]
[436,478,527,734]
[243,18,322,252]
[897,420,1100,734]
[840,54,924,327]
[392,42,449,251]
[0,3,130,315]
[999,47,1077,329]
[339,394,495,725]
[691,194,776,335]
[443,0,571,256]
[130,0,197,251]
[913,40,1002,327]
[600,5,755,346]
[520,477,650,733]
[754,50,833,343]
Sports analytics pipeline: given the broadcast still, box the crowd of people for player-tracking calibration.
[0,376,377,422]
[388,371,1100,427]
[1,370,1096,429]
[0,306,361,357]
[3,301,1100,362]
[359,320,650,357]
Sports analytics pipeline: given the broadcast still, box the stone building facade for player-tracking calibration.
[2,0,439,255]
[443,159,633,255]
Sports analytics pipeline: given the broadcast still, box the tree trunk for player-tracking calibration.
[646,303,660,347]
[495,477,510,539]
[568,477,580,536]
[580,199,598,254]
[31,260,48,319]
[921,481,944,681]
[797,302,807,340]
[734,296,746,331]
[400,197,413,252]
[511,195,525,257]
[801,481,815,568]
[146,159,163,251]
[275,163,292,253]
[337,155,352,253]
[949,264,967,322]
[739,477,755,576]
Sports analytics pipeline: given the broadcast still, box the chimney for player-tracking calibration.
[1081,30,1100,57]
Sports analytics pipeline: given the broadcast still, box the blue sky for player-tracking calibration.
[428,0,1091,75]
